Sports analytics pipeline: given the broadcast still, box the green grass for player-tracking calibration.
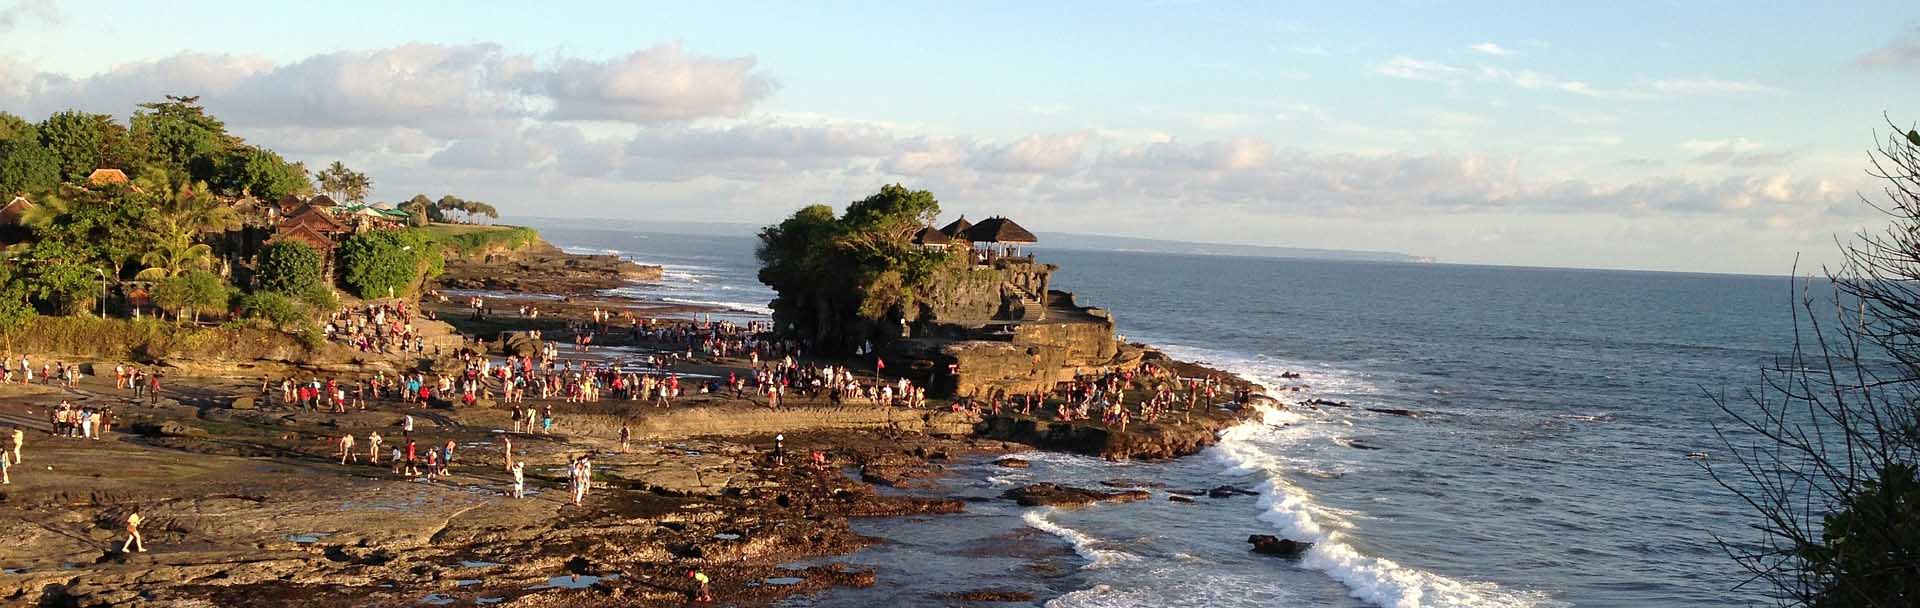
[414,224,542,257]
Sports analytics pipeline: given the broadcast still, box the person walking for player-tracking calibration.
[121,509,147,553]
[510,461,525,498]
[11,425,23,464]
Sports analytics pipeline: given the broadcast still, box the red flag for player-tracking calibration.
[876,357,886,370]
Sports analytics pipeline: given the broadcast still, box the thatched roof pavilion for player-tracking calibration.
[962,216,1038,244]
[912,225,951,248]
[939,216,974,239]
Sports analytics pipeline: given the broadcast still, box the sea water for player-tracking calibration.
[532,222,1785,607]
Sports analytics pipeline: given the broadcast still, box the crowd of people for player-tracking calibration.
[326,301,434,355]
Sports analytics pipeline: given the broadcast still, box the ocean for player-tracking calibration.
[529,222,1786,608]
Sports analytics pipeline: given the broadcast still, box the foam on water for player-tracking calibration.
[1022,510,1139,570]
[1212,402,1564,608]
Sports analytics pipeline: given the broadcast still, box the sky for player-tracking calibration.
[1,1,1917,274]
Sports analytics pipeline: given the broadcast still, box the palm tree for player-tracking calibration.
[134,173,235,279]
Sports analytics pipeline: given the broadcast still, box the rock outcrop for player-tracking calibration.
[1000,483,1150,508]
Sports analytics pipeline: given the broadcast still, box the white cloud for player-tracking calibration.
[526,42,776,123]
[1468,42,1515,56]
[1859,27,1920,73]
[1375,55,1779,100]
[0,0,58,34]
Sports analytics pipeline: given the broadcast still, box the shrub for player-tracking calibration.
[255,241,323,295]
[337,229,440,299]
[238,291,303,327]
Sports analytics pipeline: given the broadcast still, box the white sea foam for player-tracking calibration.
[1213,403,1565,608]
[1022,510,1138,570]
[659,297,773,316]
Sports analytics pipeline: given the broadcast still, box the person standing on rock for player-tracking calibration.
[402,414,414,436]
[368,432,383,464]
[1,450,11,485]
[10,425,22,463]
[510,461,525,498]
[502,435,514,471]
[338,433,356,465]
[688,569,712,603]
[121,508,147,553]
[619,422,632,453]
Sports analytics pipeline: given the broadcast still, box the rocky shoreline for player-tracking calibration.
[0,242,1279,607]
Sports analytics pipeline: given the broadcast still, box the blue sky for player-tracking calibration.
[2,1,1917,273]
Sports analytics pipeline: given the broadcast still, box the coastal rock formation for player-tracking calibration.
[1248,534,1314,558]
[439,236,663,295]
[1001,483,1151,508]
[993,457,1031,468]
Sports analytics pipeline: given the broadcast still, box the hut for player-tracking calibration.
[86,168,129,187]
[962,216,1037,245]
[0,195,35,226]
[939,216,974,239]
[911,225,951,250]
[306,194,339,208]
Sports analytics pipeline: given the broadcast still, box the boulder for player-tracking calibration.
[1168,495,1195,504]
[229,396,256,410]
[1207,485,1259,499]
[993,458,1031,469]
[133,420,208,438]
[1247,534,1313,558]
[1000,483,1150,508]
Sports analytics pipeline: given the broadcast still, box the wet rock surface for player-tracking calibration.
[1000,483,1152,508]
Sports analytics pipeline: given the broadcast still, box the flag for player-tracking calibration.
[876,357,886,371]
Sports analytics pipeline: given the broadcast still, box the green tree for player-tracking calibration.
[18,239,102,315]
[151,269,230,323]
[314,160,370,203]
[254,241,324,294]
[130,95,232,181]
[336,229,439,299]
[37,110,109,181]
[0,264,38,351]
[0,112,35,143]
[0,137,61,195]
[132,175,235,280]
[215,146,311,199]
[1712,122,1920,607]
[756,185,953,352]
[237,291,304,326]
[22,188,152,280]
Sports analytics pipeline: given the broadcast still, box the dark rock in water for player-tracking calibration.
[1167,489,1207,497]
[1247,534,1313,558]
[1364,407,1416,417]
[1098,478,1166,489]
[1305,399,1349,408]
[1001,483,1150,508]
[1342,439,1384,451]
[1207,485,1259,498]
[941,589,1038,602]
[133,421,208,438]
[1168,495,1195,504]
[993,458,1031,469]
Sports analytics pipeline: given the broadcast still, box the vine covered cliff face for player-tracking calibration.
[757,184,958,354]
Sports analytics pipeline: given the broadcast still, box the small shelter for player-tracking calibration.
[939,216,974,239]
[275,194,305,215]
[281,203,350,236]
[0,195,35,226]
[961,216,1038,244]
[86,168,129,187]
[911,225,951,249]
[306,194,339,208]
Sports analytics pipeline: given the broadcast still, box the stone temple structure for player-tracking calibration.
[886,216,1130,400]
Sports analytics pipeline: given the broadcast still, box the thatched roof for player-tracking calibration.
[0,196,34,226]
[962,216,1037,244]
[282,204,349,233]
[912,226,951,246]
[86,168,128,186]
[306,194,339,207]
[939,216,973,238]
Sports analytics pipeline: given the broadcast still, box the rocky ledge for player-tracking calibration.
[1001,483,1152,508]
